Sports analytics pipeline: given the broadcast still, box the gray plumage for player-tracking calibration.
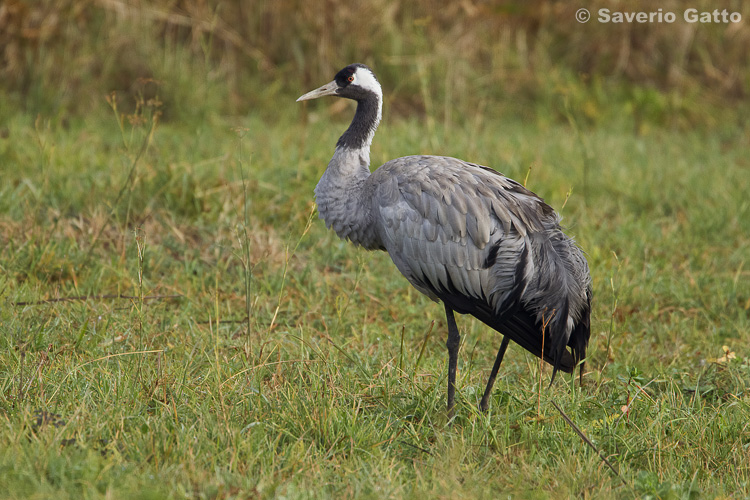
[298,64,592,414]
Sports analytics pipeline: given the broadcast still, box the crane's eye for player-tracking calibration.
[347,75,354,82]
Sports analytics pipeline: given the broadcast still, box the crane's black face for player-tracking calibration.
[297,64,381,103]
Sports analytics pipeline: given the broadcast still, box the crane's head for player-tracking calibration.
[297,64,381,103]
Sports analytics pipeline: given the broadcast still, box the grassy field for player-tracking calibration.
[1,89,749,498]
[2,2,750,498]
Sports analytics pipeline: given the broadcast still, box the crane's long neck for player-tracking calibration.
[315,94,383,250]
[336,94,382,154]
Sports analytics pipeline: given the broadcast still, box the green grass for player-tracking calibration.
[1,88,749,499]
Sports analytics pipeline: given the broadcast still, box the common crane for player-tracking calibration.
[297,63,592,416]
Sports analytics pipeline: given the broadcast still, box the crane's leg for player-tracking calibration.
[444,304,461,418]
[479,336,510,413]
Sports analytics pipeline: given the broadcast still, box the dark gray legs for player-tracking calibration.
[479,336,510,413]
[444,304,461,417]
[445,305,510,416]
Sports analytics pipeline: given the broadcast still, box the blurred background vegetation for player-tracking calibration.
[2,0,749,131]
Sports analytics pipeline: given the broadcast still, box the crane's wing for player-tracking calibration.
[371,155,590,374]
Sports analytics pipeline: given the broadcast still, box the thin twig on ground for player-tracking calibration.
[551,400,628,488]
[12,294,182,306]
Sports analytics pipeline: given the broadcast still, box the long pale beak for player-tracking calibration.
[296,80,340,102]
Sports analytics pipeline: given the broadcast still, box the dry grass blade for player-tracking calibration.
[550,400,628,488]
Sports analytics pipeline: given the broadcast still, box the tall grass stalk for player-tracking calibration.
[268,204,315,334]
[84,93,159,265]
[233,127,254,355]
[601,251,621,381]
[564,98,591,206]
